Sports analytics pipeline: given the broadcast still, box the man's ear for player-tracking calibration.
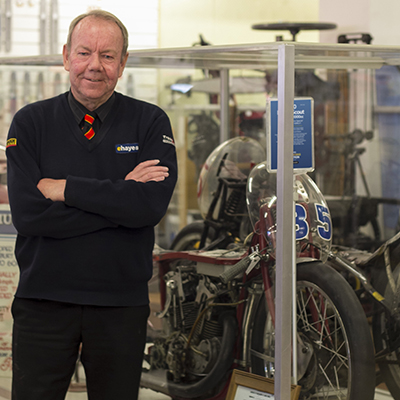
[62,44,70,72]
[118,53,129,78]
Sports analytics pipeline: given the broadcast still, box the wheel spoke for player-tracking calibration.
[315,338,348,367]
[316,363,347,399]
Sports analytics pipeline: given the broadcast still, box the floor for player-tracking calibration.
[0,375,394,399]
[0,376,171,400]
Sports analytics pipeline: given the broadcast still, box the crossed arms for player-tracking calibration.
[37,159,169,202]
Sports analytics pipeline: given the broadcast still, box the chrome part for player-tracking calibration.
[242,282,264,366]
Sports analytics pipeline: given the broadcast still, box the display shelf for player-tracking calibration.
[1,41,400,69]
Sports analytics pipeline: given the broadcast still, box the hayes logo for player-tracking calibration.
[115,143,139,154]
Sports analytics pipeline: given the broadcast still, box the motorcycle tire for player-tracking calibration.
[372,264,400,400]
[250,261,376,400]
[170,221,214,251]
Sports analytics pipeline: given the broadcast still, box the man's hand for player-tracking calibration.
[37,178,66,202]
[125,159,169,182]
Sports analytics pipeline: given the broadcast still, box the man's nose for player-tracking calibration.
[88,54,102,70]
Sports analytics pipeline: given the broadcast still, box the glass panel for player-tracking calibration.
[1,42,400,250]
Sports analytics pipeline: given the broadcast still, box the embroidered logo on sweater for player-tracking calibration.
[6,138,17,148]
[115,143,139,154]
[163,135,175,147]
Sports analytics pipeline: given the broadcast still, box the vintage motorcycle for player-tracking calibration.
[140,137,376,400]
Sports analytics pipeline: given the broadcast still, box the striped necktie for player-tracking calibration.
[82,113,96,140]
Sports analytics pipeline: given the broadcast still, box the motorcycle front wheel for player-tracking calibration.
[373,264,400,400]
[250,261,375,400]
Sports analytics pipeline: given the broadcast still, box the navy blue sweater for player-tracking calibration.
[6,92,177,306]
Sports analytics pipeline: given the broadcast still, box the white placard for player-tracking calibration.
[234,385,275,400]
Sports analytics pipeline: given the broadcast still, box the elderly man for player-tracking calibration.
[6,10,177,400]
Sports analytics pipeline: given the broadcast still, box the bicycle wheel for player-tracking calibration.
[373,265,400,400]
[170,221,214,251]
[250,261,375,400]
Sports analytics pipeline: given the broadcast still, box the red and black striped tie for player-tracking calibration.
[82,113,95,140]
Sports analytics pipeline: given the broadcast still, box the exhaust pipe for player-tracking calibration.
[140,313,237,398]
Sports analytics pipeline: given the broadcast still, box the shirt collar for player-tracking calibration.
[68,91,115,123]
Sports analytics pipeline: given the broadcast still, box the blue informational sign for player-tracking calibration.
[267,97,314,173]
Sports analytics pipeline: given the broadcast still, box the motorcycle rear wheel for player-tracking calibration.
[250,261,375,400]
[373,265,400,400]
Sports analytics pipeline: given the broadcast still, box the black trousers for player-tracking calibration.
[11,297,149,400]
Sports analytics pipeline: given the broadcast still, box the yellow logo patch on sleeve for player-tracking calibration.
[6,138,17,148]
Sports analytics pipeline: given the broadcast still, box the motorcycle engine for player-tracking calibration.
[148,265,226,383]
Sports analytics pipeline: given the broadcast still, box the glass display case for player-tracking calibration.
[2,42,400,398]
[3,42,400,249]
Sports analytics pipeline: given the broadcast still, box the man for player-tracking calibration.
[6,9,177,400]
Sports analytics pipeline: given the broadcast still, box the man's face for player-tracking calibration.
[63,16,128,110]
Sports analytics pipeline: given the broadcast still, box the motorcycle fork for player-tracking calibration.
[241,259,275,367]
[241,280,264,367]
[242,261,334,370]
[262,260,276,325]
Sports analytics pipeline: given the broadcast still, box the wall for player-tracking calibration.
[159,0,320,48]
[370,0,400,45]
[319,0,371,44]
[320,0,400,45]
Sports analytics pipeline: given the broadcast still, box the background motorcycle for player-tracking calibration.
[328,233,400,399]
[141,138,376,400]
[170,137,265,251]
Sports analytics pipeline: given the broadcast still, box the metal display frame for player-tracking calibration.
[3,41,400,399]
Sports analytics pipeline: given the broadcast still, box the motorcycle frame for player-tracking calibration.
[153,231,326,400]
